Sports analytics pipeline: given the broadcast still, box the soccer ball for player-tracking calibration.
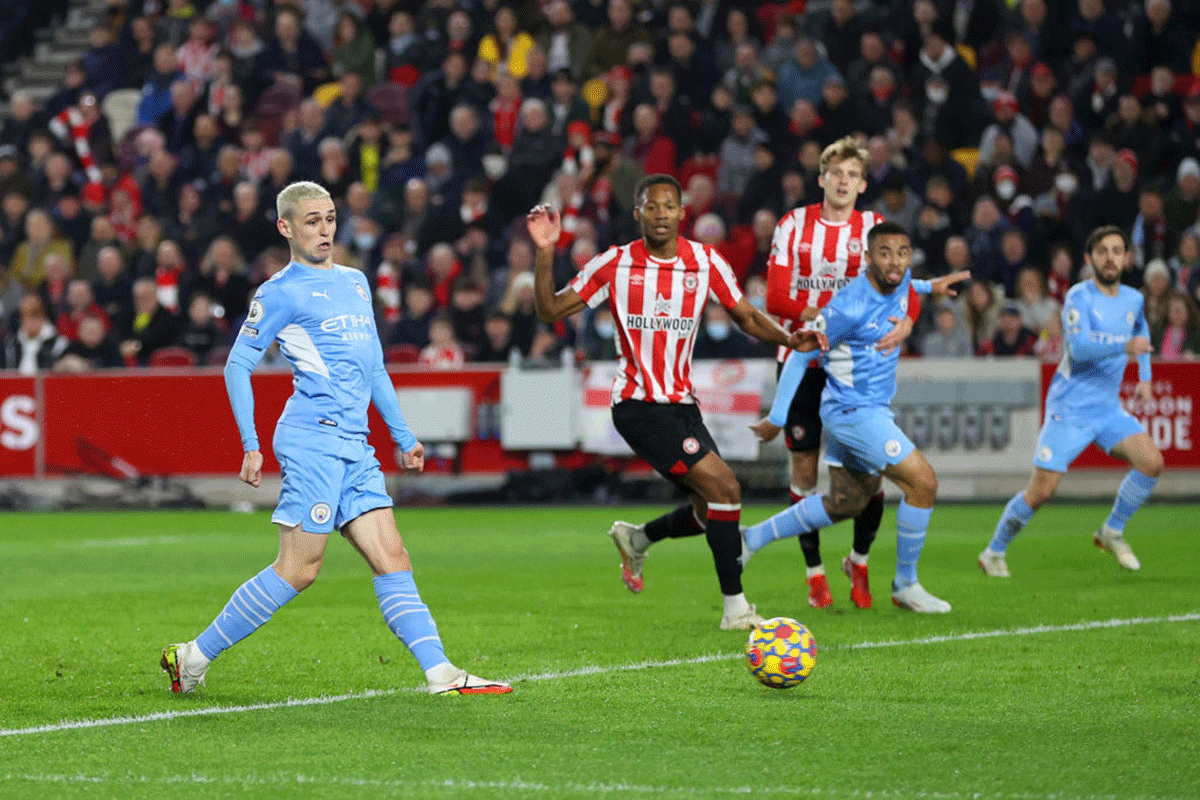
[745,617,817,689]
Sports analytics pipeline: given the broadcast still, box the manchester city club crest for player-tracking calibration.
[356,282,370,302]
[310,502,332,525]
[885,439,902,457]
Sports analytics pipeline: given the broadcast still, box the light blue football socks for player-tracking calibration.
[373,570,448,671]
[894,501,932,588]
[1104,469,1157,533]
[195,565,299,661]
[744,494,833,554]
[987,492,1035,554]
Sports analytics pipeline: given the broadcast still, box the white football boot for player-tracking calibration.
[1094,526,1141,571]
[891,582,952,613]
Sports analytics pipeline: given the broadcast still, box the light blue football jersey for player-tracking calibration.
[226,261,416,452]
[1049,280,1151,413]
[816,271,913,414]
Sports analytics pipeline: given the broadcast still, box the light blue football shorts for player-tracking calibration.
[821,405,915,476]
[1033,403,1145,473]
[271,425,393,533]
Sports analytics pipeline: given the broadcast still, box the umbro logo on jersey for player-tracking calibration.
[629,274,645,285]
[313,290,330,299]
[798,242,812,253]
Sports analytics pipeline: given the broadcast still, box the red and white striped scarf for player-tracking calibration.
[49,107,103,184]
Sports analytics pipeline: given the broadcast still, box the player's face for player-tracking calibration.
[634,182,684,247]
[818,156,867,211]
[279,197,337,267]
[1086,233,1125,287]
[866,233,912,291]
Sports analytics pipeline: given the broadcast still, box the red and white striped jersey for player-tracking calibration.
[767,204,883,362]
[571,237,743,405]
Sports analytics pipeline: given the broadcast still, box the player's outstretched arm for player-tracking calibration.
[729,297,828,352]
[527,204,586,322]
[927,270,971,297]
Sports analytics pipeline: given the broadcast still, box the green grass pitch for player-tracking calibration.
[1,504,1198,799]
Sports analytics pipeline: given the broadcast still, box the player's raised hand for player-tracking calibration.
[788,329,828,352]
[1133,381,1154,404]
[240,449,264,487]
[401,442,425,472]
[749,417,782,443]
[526,204,561,249]
[929,270,971,297]
[875,315,914,354]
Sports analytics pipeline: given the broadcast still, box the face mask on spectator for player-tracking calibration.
[483,154,508,180]
[997,180,1016,200]
[926,86,948,105]
[1055,173,1078,194]
[705,322,731,341]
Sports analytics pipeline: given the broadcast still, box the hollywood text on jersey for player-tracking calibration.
[624,315,697,331]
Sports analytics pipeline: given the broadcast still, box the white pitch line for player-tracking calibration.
[2,612,1197,740]
[0,772,1178,800]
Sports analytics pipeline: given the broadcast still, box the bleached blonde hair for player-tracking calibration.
[819,136,868,175]
[276,181,332,223]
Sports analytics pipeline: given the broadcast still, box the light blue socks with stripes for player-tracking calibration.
[988,492,1035,554]
[373,571,449,674]
[744,494,833,555]
[894,500,932,588]
[195,565,298,661]
[1105,469,1157,533]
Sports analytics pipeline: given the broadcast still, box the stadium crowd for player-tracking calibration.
[3,0,1200,375]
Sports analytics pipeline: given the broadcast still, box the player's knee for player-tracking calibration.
[278,562,320,592]
[1140,450,1165,478]
[912,468,938,504]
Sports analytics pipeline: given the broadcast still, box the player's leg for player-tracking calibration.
[1095,426,1164,570]
[783,366,828,605]
[162,434,336,693]
[742,461,873,557]
[981,412,1090,576]
[843,489,884,608]
[682,450,762,629]
[162,522,322,693]
[344,507,511,694]
[882,445,951,613]
[606,401,710,593]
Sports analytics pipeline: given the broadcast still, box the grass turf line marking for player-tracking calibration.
[2,612,1196,739]
[2,773,1185,800]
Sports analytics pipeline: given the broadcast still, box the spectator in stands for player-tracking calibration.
[477,5,535,82]
[1129,0,1192,77]
[82,23,123,100]
[1143,66,1182,135]
[390,281,436,349]
[498,270,538,355]
[120,276,179,365]
[693,302,747,359]
[56,313,122,371]
[777,36,838,112]
[192,236,251,324]
[978,302,1037,357]
[507,98,564,211]
[174,290,223,364]
[664,31,718,112]
[583,0,651,81]
[1013,265,1061,335]
[333,11,377,88]
[176,17,218,86]
[995,228,1034,298]
[1170,231,1200,297]
[1073,56,1119,134]
[982,91,1038,170]
[922,302,973,358]
[474,311,516,363]
[871,170,921,235]
[1013,0,1065,68]
[1165,157,1200,234]
[324,72,373,140]
[159,79,202,156]
[411,51,481,149]
[419,312,466,369]
[625,104,677,178]
[960,279,1002,353]
[261,6,330,97]
[223,181,275,265]
[449,276,487,355]
[1095,148,1141,237]
[1141,259,1173,332]
[2,293,67,374]
[1110,94,1164,178]
[122,15,161,92]
[382,9,422,86]
[139,43,183,127]
[35,252,72,325]
[8,209,73,299]
[55,278,109,342]
[1152,291,1200,358]
[1131,187,1177,272]
[538,0,592,81]
[717,106,766,196]
[92,245,132,331]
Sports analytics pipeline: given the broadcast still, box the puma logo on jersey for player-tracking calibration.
[312,290,330,299]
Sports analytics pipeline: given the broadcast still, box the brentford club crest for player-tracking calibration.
[683,273,698,292]
[848,239,862,254]
[682,437,700,454]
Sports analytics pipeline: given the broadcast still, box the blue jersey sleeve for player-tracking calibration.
[767,350,807,427]
[369,341,419,452]
[818,299,859,348]
[911,278,932,294]
[1132,296,1152,383]
[1063,288,1127,362]
[223,281,297,452]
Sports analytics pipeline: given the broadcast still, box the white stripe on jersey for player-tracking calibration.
[571,237,742,405]
[277,323,332,379]
[825,343,855,387]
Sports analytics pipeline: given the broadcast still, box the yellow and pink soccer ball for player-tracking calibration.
[745,617,817,689]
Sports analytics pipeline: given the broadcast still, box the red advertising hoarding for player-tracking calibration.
[1040,361,1199,468]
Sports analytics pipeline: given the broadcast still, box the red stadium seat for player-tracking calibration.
[205,346,231,367]
[148,347,198,367]
[367,83,410,126]
[385,343,421,364]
